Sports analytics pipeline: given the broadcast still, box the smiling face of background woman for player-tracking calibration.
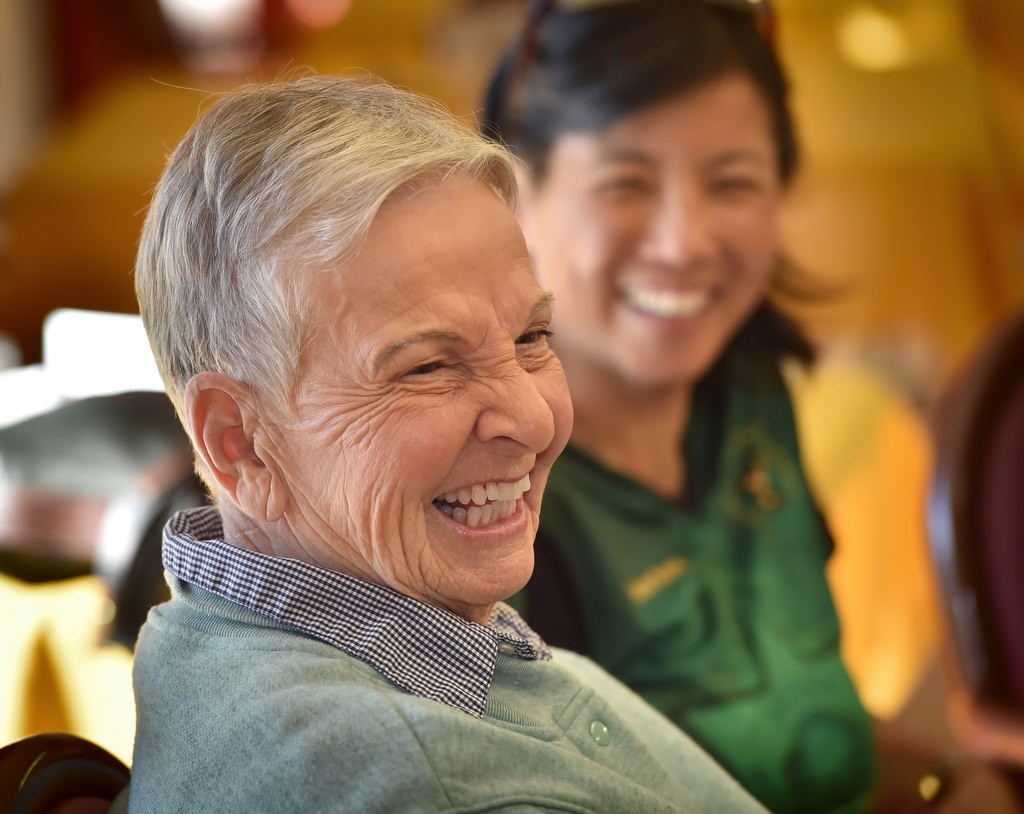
[516,73,784,393]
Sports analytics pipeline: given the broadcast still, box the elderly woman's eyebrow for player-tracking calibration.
[530,291,556,322]
[374,330,464,370]
[374,292,555,371]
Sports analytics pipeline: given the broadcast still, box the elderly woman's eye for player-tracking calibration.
[408,361,445,376]
[516,329,554,346]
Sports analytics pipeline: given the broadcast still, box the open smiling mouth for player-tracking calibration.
[623,288,711,318]
[433,473,531,528]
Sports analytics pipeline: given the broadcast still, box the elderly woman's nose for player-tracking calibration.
[475,365,556,451]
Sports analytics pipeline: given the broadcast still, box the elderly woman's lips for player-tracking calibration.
[433,473,531,529]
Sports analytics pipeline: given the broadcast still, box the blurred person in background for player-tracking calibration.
[481,0,1022,811]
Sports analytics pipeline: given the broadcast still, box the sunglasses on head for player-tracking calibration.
[490,0,777,133]
[554,0,775,37]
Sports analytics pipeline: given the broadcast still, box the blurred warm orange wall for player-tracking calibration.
[777,0,1023,393]
[0,0,1021,384]
[0,0,1021,746]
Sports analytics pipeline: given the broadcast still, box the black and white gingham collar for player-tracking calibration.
[162,505,550,718]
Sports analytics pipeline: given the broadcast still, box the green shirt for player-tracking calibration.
[516,350,875,814]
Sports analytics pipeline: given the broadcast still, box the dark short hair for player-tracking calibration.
[482,0,799,183]
[481,0,814,366]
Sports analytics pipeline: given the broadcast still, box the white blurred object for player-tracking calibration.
[0,309,164,430]
[158,0,256,30]
[42,309,164,400]
[156,0,263,73]
[0,365,60,429]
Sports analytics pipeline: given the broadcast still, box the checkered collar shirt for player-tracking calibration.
[162,505,551,718]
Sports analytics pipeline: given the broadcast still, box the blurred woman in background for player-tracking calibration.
[480,1,1020,811]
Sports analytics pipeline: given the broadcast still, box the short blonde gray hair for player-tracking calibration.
[136,73,517,414]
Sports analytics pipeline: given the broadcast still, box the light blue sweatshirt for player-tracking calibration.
[123,575,768,813]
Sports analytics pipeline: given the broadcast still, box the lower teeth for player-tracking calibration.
[434,499,515,527]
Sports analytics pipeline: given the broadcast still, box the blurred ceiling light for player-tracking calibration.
[158,0,257,28]
[837,5,912,72]
[157,0,263,73]
[837,2,964,73]
[286,0,355,29]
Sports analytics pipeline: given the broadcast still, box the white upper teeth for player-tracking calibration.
[625,289,709,318]
[435,474,531,529]
[439,473,531,507]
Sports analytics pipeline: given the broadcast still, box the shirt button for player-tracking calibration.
[589,720,610,746]
[497,642,517,656]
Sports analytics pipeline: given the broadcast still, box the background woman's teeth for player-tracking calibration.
[628,289,707,317]
[472,484,488,505]
[458,488,472,504]
[486,482,500,500]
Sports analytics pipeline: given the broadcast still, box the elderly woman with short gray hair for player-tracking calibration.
[123,73,767,813]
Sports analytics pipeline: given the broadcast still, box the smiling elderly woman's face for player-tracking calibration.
[260,173,572,623]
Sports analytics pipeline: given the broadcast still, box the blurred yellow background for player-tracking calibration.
[0,0,1021,763]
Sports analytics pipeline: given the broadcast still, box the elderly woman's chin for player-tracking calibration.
[422,478,545,615]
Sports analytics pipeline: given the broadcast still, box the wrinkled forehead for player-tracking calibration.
[301,174,542,367]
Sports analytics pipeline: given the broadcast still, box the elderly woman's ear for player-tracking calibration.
[184,372,285,521]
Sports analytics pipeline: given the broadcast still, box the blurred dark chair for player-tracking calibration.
[0,732,129,814]
[0,390,208,649]
[928,310,1024,771]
